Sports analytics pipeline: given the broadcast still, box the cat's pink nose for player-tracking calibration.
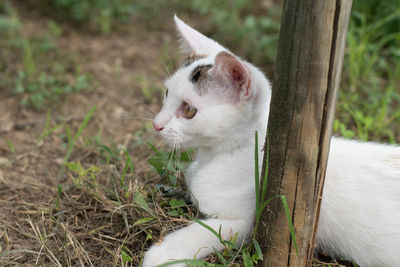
[153,122,164,132]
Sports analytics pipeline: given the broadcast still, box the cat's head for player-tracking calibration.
[153,16,271,150]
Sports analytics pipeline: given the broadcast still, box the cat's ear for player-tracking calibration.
[174,15,225,56]
[209,51,251,99]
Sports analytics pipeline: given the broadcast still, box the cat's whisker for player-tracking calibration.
[159,142,173,180]
[121,129,157,155]
[131,130,159,149]
[129,98,157,115]
[183,142,193,162]
[140,129,156,140]
[144,141,169,164]
[155,143,170,160]
[128,116,154,121]
[158,51,173,78]
[160,148,171,168]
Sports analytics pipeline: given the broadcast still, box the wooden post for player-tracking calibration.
[257,0,352,266]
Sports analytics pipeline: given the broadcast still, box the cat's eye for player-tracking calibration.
[165,89,168,97]
[182,102,197,119]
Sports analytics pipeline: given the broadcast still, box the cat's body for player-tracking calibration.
[142,16,400,267]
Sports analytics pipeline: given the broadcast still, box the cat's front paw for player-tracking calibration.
[142,244,186,267]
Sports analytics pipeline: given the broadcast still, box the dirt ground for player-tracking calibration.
[0,4,188,266]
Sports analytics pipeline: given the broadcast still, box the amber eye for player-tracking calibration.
[182,102,197,119]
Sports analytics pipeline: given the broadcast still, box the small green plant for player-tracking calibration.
[38,0,135,34]
[0,14,20,37]
[336,2,400,143]
[5,139,15,155]
[14,71,90,110]
[59,106,97,179]
[167,198,186,217]
[148,143,192,186]
[134,190,156,218]
[0,2,92,110]
[65,161,100,186]
[135,72,164,102]
[121,247,134,264]
[55,184,63,211]
[92,133,124,164]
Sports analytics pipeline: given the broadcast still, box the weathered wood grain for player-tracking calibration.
[257,1,353,266]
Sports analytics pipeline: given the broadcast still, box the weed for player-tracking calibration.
[336,2,400,142]
[92,133,124,164]
[36,0,135,34]
[14,71,90,110]
[0,2,91,110]
[59,105,97,179]
[37,110,64,144]
[148,143,192,186]
[0,14,20,37]
[5,139,15,155]
[167,198,186,217]
[135,72,164,102]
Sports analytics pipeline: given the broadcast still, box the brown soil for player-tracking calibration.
[0,4,187,266]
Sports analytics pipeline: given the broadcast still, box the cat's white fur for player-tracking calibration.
[142,16,400,267]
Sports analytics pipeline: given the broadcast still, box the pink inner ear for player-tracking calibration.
[231,65,246,86]
[212,51,251,97]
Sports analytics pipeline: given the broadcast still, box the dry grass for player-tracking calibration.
[0,161,194,266]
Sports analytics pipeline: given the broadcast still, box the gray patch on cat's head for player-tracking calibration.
[180,55,214,96]
[181,54,206,67]
[190,64,213,95]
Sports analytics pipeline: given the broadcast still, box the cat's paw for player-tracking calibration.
[142,244,186,267]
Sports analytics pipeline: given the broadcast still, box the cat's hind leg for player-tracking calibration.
[142,217,251,267]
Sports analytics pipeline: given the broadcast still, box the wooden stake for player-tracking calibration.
[257,1,353,266]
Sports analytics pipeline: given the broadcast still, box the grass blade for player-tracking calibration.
[243,249,253,267]
[189,216,221,243]
[254,131,260,213]
[213,248,227,265]
[58,105,97,179]
[157,259,225,267]
[252,239,263,260]
[134,191,155,218]
[280,195,299,257]
[121,149,134,186]
[261,135,269,205]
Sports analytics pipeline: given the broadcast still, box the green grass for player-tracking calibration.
[0,2,91,110]
[335,1,400,143]
[59,105,97,179]
[34,0,135,34]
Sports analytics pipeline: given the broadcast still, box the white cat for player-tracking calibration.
[142,16,400,267]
